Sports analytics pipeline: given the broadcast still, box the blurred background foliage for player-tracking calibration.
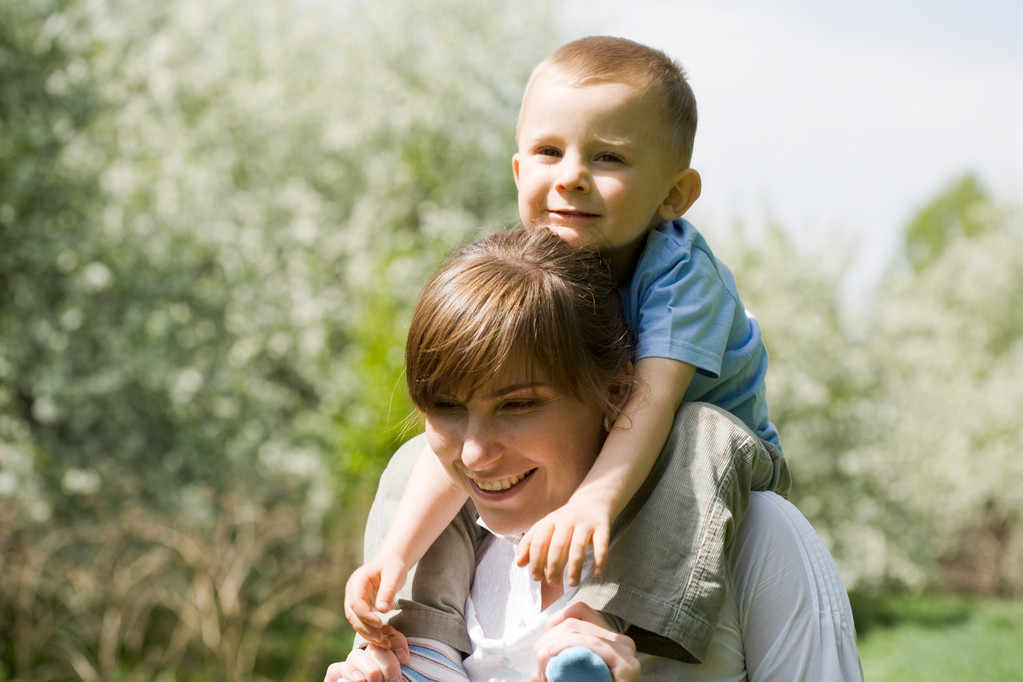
[0,0,1020,679]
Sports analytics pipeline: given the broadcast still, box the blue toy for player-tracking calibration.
[545,646,613,682]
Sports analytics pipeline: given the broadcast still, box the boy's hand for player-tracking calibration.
[516,500,611,587]
[343,556,409,646]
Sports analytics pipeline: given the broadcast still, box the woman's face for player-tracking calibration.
[423,364,607,537]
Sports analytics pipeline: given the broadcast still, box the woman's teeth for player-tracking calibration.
[475,473,526,492]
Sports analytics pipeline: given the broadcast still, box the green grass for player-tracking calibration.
[853,593,1023,681]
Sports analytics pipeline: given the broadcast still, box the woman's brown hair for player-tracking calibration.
[406,228,633,415]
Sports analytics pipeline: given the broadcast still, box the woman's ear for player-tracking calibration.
[607,362,634,419]
[658,168,702,221]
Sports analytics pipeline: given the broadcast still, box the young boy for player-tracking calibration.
[345,36,788,666]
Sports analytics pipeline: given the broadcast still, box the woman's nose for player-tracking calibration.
[460,418,501,470]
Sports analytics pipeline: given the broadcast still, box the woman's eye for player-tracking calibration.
[501,398,540,412]
[429,400,463,413]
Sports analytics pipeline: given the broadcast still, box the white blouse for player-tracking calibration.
[456,492,863,681]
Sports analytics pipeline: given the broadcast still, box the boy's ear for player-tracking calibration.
[512,154,521,187]
[658,168,702,221]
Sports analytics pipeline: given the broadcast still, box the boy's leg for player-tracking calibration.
[755,437,790,497]
[401,638,470,681]
[360,434,480,656]
[571,402,783,664]
[752,426,790,497]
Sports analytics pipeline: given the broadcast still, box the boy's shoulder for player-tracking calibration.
[640,217,714,265]
[654,216,698,238]
[630,217,738,299]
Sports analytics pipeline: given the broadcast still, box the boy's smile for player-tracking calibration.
[513,72,696,270]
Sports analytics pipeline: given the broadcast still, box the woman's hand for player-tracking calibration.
[516,500,611,588]
[344,557,410,646]
[324,627,409,682]
[532,602,640,682]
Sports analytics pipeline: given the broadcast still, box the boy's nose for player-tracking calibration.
[555,159,590,193]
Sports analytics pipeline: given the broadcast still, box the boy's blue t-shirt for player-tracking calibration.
[619,218,780,448]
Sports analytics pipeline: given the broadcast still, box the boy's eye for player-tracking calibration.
[595,152,625,164]
[536,146,562,158]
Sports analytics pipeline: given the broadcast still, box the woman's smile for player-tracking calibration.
[469,469,535,493]
[424,368,607,536]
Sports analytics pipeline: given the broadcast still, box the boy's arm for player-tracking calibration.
[345,444,468,644]
[377,444,468,577]
[518,357,694,586]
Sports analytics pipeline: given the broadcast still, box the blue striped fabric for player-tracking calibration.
[401,642,469,682]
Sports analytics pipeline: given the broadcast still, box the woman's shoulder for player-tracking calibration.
[730,492,863,681]
[733,492,824,579]
[743,491,808,535]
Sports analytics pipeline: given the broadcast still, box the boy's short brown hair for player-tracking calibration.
[521,35,698,168]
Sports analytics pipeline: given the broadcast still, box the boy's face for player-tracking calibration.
[513,73,684,260]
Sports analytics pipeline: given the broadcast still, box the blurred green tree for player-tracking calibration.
[904,173,995,271]
[1,0,108,521]
[0,0,560,677]
[874,181,1023,595]
[725,180,1023,595]
[4,0,1021,676]
[0,0,559,525]
[717,224,917,590]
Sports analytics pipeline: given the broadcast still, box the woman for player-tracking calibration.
[327,229,862,681]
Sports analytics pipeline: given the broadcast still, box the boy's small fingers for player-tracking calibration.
[564,546,587,587]
[592,527,610,575]
[529,537,551,581]
[354,605,383,624]
[545,551,566,585]
[546,523,579,581]
[353,628,375,645]
[531,554,546,581]
[347,589,377,615]
[346,606,375,638]
[516,534,533,567]
[356,622,386,645]
[544,545,567,583]
[367,627,393,648]
[375,586,395,612]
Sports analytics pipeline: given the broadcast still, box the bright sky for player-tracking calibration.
[560,0,1023,287]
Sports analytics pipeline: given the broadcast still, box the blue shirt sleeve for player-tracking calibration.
[621,219,779,447]
[624,220,738,377]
